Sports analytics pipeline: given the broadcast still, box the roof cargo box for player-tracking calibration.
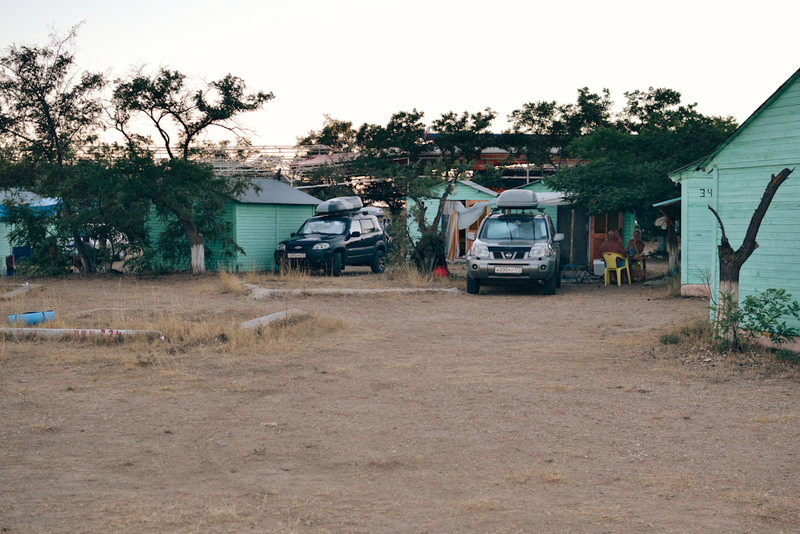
[359,206,385,219]
[316,196,363,214]
[496,189,538,209]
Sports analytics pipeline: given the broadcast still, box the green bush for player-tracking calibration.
[711,288,800,351]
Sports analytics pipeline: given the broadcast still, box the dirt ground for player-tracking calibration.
[1,259,799,533]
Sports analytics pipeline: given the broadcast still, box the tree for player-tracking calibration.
[298,115,357,153]
[112,68,274,274]
[0,26,130,274]
[708,168,793,346]
[547,87,737,229]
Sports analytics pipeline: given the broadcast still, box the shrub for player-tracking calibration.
[711,288,800,351]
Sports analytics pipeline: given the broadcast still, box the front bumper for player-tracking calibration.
[466,256,557,284]
[274,249,334,269]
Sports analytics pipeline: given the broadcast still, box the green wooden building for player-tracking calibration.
[149,178,321,272]
[407,180,498,261]
[0,191,59,276]
[669,68,800,326]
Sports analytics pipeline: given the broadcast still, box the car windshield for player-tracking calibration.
[480,214,548,241]
[298,218,347,235]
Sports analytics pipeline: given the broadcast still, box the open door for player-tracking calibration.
[589,212,623,261]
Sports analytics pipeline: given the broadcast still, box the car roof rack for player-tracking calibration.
[316,196,364,215]
[494,189,538,210]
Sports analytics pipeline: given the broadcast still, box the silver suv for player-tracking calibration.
[465,190,564,295]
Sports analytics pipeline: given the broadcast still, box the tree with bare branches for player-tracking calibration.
[708,167,794,343]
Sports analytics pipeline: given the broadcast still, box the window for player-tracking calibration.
[360,217,375,234]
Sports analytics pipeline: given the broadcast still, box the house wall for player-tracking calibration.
[0,224,11,276]
[147,203,235,272]
[148,202,317,272]
[675,76,800,325]
[232,203,316,271]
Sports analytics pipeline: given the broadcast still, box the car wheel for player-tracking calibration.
[331,252,343,277]
[543,272,557,295]
[466,276,480,295]
[556,263,562,288]
[370,249,386,274]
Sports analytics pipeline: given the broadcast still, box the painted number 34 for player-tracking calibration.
[699,188,713,197]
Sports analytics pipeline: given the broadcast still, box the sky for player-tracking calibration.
[3,0,799,147]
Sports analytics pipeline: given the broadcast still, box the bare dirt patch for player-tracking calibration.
[2,261,799,533]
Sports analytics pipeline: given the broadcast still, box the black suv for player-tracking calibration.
[274,197,389,276]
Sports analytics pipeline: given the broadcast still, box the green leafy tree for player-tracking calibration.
[112,68,274,274]
[298,115,358,153]
[0,26,116,274]
[547,87,737,226]
[502,88,613,180]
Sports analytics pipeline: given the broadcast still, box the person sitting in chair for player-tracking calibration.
[626,230,645,258]
[599,230,627,262]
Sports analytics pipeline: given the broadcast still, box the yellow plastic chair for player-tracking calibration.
[602,252,631,286]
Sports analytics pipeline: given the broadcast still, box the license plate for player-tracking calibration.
[287,253,306,259]
[495,266,522,274]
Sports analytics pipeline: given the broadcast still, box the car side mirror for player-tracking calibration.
[467,232,476,241]
[553,233,565,242]
[349,231,361,238]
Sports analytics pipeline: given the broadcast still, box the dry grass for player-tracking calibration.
[386,261,459,288]
[217,270,247,295]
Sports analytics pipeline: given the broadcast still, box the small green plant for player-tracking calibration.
[710,288,800,351]
[659,320,713,348]
[659,333,680,345]
[775,348,800,365]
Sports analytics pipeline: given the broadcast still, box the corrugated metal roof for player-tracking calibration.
[236,178,321,206]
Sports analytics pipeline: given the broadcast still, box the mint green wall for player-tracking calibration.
[148,202,317,272]
[673,75,800,328]
[0,224,10,275]
[232,203,315,271]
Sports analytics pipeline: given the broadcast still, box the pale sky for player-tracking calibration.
[3,0,798,146]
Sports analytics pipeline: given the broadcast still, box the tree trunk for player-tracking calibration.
[182,219,206,275]
[709,167,793,345]
[62,199,95,274]
[666,224,678,276]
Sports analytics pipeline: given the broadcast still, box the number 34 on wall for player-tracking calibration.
[699,188,713,197]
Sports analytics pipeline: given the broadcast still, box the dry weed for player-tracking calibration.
[386,262,458,288]
[536,468,564,483]
[217,270,247,295]
[504,472,533,484]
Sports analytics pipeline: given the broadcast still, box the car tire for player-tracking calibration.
[556,263,562,288]
[331,252,343,277]
[466,276,480,295]
[543,272,557,295]
[370,249,385,274]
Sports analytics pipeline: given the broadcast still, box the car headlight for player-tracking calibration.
[277,243,286,251]
[530,245,553,258]
[469,243,491,259]
[313,242,330,250]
